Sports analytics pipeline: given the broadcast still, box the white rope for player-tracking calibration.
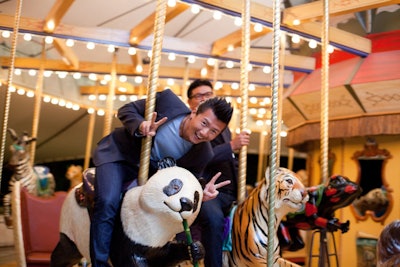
[320,0,330,182]
[268,0,282,265]
[138,0,167,185]
[0,0,23,191]
[237,0,250,205]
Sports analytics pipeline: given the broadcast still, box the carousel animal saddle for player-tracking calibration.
[75,168,96,213]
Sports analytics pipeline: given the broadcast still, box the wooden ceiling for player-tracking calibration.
[0,0,399,161]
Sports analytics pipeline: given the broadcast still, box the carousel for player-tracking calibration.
[1,0,400,266]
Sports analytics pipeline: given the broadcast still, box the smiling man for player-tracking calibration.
[90,88,233,267]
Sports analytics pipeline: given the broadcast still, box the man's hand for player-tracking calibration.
[230,130,251,151]
[139,112,168,136]
[202,172,231,202]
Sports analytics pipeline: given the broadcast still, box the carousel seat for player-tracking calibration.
[12,180,67,267]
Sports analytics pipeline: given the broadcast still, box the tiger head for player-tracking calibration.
[264,167,309,217]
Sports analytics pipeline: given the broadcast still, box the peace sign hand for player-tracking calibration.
[139,112,168,137]
[202,172,231,202]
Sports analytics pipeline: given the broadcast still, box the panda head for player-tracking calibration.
[139,162,203,225]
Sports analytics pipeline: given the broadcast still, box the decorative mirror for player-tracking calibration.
[350,138,393,224]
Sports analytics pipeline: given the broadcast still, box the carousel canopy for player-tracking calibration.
[0,0,399,162]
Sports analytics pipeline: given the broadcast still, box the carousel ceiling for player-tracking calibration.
[0,0,400,162]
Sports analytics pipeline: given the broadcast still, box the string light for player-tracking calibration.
[66,39,75,47]
[200,67,208,77]
[187,55,196,64]
[225,61,234,68]
[234,17,242,26]
[128,47,137,55]
[213,10,222,20]
[2,30,11,38]
[207,58,216,66]
[44,36,53,44]
[254,23,263,32]
[28,69,37,76]
[136,64,143,73]
[167,0,176,7]
[107,45,115,53]
[44,70,52,77]
[191,4,200,14]
[168,53,176,61]
[86,42,95,50]
[309,39,318,49]
[23,33,32,41]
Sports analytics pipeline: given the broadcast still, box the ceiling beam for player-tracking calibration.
[129,2,190,45]
[43,0,75,32]
[52,39,79,69]
[0,56,290,86]
[283,0,400,26]
[0,14,314,72]
[43,0,80,72]
[227,48,316,72]
[185,0,372,55]
[0,56,200,79]
[212,27,271,56]
[79,83,271,97]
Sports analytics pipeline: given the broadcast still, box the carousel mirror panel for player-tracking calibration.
[351,138,393,224]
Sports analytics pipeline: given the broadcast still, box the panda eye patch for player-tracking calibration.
[163,178,183,196]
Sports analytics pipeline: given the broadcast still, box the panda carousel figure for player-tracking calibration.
[50,157,223,267]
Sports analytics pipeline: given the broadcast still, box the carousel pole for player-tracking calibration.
[0,0,23,190]
[268,0,282,265]
[30,40,46,165]
[320,0,330,184]
[237,0,250,205]
[138,0,167,186]
[84,91,98,170]
[317,0,331,266]
[103,49,118,137]
[135,1,197,266]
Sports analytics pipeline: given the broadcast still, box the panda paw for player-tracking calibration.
[189,241,205,263]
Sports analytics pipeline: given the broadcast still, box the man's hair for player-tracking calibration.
[187,79,213,99]
[196,97,233,125]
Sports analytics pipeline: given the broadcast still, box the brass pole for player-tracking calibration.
[138,0,167,185]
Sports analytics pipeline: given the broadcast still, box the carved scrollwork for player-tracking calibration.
[350,138,393,224]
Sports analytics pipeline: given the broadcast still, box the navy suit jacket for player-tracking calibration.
[201,128,238,196]
[93,89,214,178]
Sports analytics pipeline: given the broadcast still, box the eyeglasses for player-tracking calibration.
[189,91,214,100]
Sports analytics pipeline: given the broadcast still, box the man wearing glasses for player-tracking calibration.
[185,79,251,267]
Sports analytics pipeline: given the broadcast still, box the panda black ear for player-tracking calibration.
[157,157,177,170]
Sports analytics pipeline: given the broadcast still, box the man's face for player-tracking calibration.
[188,85,214,110]
[181,108,226,144]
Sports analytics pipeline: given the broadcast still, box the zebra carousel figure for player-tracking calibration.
[3,128,55,227]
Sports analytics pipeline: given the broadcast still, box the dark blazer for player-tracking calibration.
[92,89,214,178]
[202,128,238,196]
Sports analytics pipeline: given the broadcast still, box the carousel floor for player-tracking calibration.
[0,245,199,267]
[0,246,16,267]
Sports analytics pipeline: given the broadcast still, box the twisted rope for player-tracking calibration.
[268,0,282,265]
[103,50,118,136]
[320,0,330,183]
[0,0,23,191]
[138,0,167,185]
[237,0,250,205]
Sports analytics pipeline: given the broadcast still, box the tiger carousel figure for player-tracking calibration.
[225,167,309,267]
[3,129,55,227]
